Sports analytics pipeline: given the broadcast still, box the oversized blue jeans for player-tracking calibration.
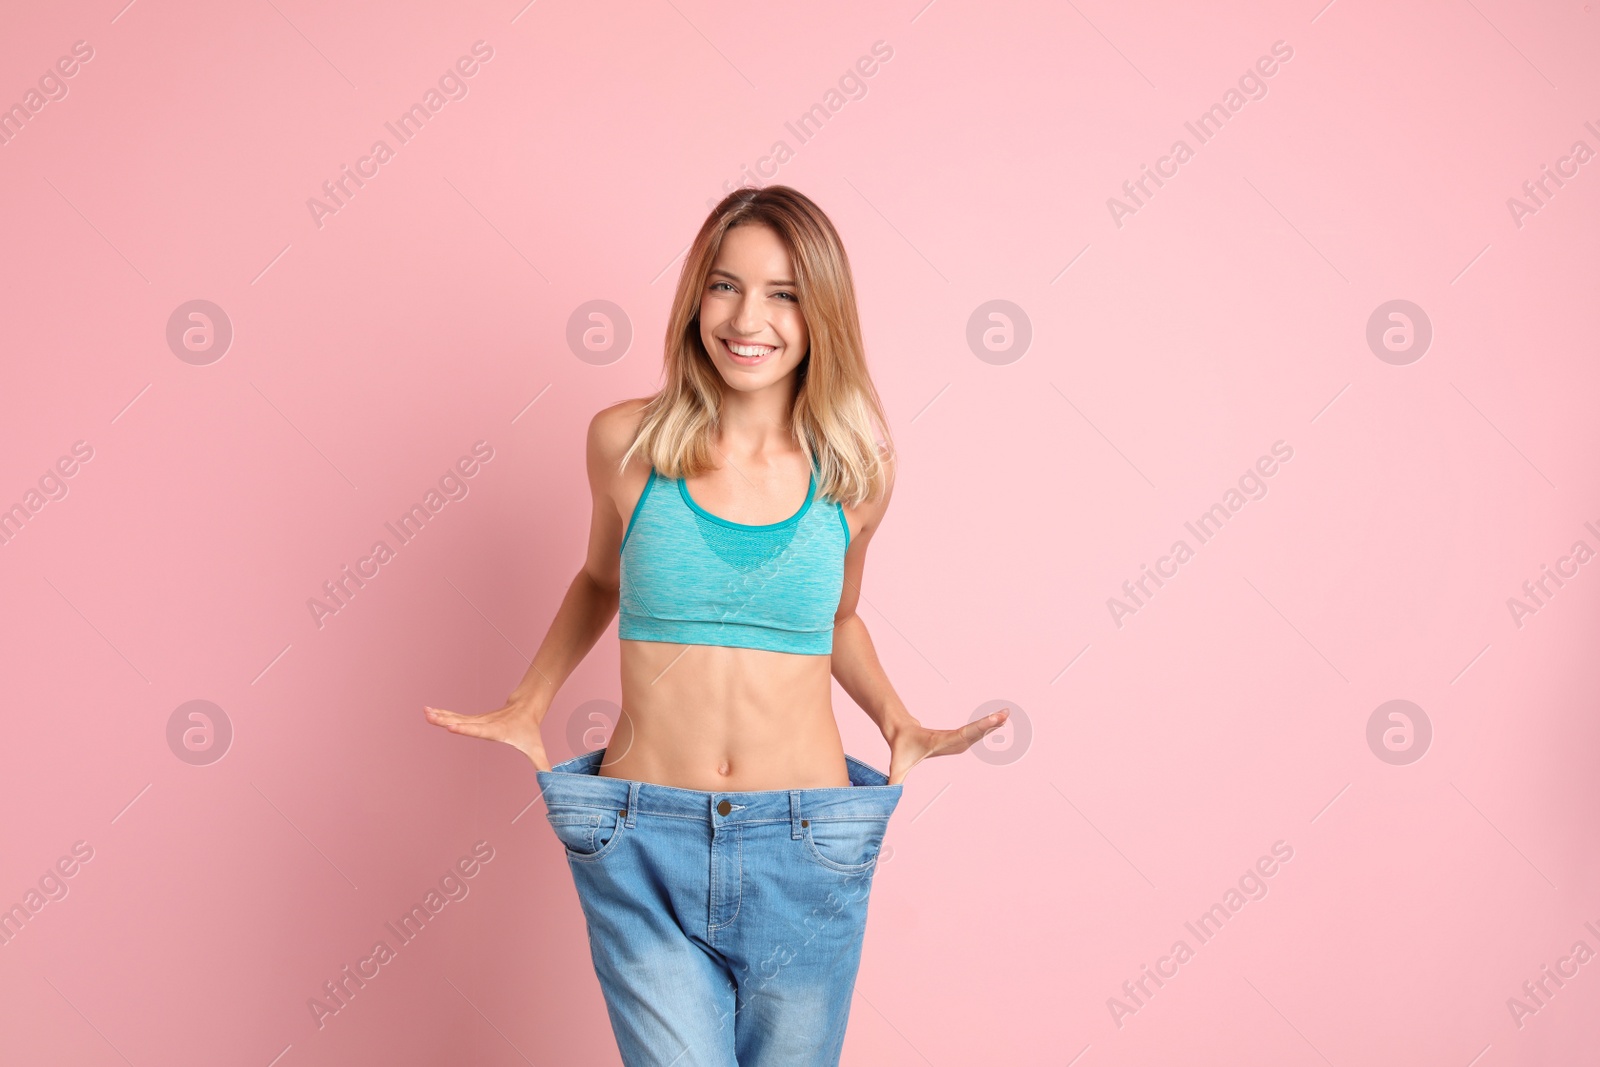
[535,748,903,1066]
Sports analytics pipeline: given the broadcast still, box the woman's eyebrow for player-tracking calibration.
[708,267,797,286]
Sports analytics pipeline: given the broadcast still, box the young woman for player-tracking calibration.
[425,185,1008,1066]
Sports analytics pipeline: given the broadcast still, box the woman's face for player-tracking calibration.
[698,222,810,395]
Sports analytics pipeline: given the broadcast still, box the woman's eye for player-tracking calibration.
[708,282,795,302]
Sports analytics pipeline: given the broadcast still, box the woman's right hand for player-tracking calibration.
[424,700,552,772]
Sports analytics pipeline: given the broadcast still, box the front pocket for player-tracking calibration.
[545,808,623,860]
[803,816,890,874]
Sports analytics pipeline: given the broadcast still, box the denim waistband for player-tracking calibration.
[535,748,901,827]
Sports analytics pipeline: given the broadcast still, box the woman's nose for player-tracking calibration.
[732,297,764,333]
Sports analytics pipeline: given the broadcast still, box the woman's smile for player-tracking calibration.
[720,337,777,365]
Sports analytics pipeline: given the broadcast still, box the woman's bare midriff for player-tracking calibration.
[601,639,851,791]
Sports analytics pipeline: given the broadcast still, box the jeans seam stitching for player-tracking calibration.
[564,815,627,863]
[802,826,882,875]
[709,830,744,931]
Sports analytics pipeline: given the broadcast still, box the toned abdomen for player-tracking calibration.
[605,640,848,790]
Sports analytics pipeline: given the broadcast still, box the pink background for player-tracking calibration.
[3,0,1598,1063]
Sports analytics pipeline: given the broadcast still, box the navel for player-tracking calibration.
[717,759,731,777]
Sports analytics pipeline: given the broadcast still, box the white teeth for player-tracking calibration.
[726,341,773,357]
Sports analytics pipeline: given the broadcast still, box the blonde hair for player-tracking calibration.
[619,185,894,508]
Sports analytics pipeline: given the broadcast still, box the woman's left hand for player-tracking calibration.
[885,707,1011,786]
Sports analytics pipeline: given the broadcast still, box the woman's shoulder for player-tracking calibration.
[586,397,657,515]
[587,396,653,462]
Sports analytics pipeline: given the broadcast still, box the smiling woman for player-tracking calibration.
[424,185,1007,1066]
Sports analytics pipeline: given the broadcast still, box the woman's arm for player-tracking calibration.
[831,612,918,743]
[831,450,1009,784]
[425,402,640,769]
[504,567,618,722]
[832,450,919,744]
[507,404,638,715]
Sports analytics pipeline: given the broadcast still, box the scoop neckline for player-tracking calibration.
[678,468,816,531]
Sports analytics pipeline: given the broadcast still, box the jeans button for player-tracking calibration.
[716,800,732,816]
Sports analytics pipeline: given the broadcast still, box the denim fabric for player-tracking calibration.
[536,748,902,1066]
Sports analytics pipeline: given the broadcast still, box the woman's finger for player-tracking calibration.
[425,705,498,726]
[962,709,1009,745]
[925,710,1009,758]
[444,720,502,741]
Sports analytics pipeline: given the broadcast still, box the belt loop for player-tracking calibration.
[625,781,641,828]
[790,790,804,840]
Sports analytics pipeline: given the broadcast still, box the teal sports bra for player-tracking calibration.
[618,461,850,655]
